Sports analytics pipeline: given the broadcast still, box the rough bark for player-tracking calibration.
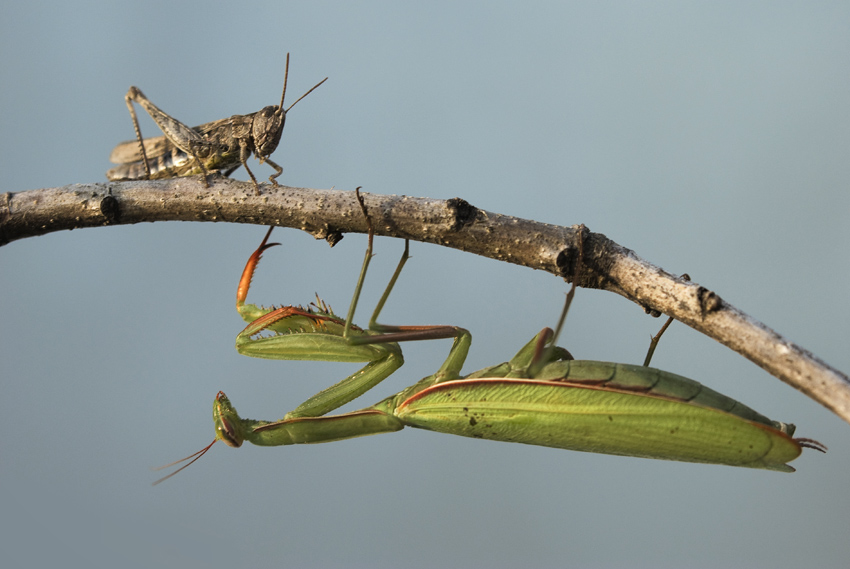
[2,177,848,425]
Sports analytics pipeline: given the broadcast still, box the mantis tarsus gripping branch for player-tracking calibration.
[154,189,825,484]
[107,53,327,194]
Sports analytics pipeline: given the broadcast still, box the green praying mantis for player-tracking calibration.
[155,190,825,483]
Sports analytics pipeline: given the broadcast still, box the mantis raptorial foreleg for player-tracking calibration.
[230,189,469,420]
[155,193,825,484]
[154,189,469,482]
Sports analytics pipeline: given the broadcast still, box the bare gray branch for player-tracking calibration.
[2,177,848,425]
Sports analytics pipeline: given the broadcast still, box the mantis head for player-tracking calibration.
[213,391,247,448]
[151,391,245,485]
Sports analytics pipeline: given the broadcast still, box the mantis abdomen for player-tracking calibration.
[395,361,803,472]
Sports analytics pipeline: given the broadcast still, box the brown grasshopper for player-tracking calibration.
[107,53,327,193]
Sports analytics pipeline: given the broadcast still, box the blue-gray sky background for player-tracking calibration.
[2,2,850,568]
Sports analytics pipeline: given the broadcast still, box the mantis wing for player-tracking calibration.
[395,376,802,472]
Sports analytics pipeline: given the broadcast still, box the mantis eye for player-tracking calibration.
[216,416,243,448]
[213,391,246,448]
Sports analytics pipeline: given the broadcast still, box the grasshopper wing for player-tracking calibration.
[109,135,176,164]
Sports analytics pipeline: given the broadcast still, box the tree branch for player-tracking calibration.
[3,177,849,425]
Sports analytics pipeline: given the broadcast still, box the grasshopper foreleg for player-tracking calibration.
[238,141,261,191]
[234,136,281,192]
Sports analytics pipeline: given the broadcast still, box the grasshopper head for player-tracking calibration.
[253,106,285,159]
[213,391,246,448]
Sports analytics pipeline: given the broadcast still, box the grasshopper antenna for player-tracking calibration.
[279,53,290,110]
[278,53,328,113]
[287,77,328,112]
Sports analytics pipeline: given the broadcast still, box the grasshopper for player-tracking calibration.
[107,53,327,193]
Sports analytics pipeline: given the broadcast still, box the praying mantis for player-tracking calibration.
[155,190,825,483]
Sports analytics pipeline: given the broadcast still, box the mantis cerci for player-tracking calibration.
[154,190,825,483]
[107,53,327,193]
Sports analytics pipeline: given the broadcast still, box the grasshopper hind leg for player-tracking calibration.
[124,87,152,180]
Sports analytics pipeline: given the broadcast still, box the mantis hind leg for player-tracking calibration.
[642,273,689,367]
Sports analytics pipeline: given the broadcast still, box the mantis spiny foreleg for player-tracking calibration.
[154,188,470,482]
